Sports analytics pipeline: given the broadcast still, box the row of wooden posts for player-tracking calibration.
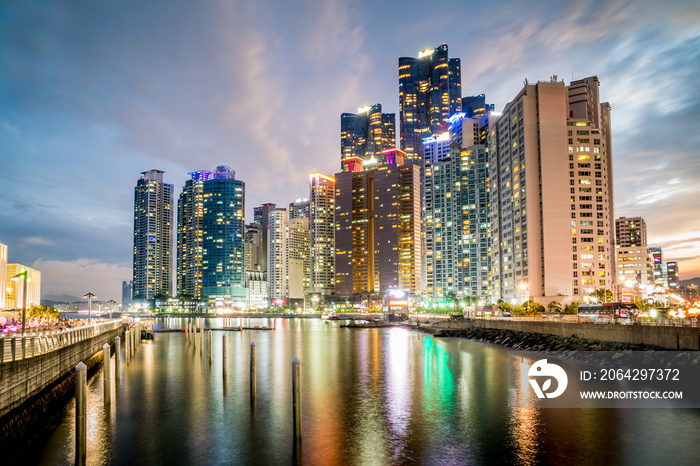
[183,320,301,438]
[74,321,142,466]
[73,320,301,465]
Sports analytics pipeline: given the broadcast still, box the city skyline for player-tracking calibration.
[2,0,699,301]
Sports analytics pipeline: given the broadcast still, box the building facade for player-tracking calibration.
[121,280,133,311]
[267,208,288,306]
[0,242,6,309]
[309,173,336,299]
[399,44,461,163]
[6,263,41,309]
[423,112,492,303]
[289,198,310,220]
[201,166,246,307]
[341,104,396,171]
[133,169,173,299]
[176,170,212,299]
[615,216,647,248]
[488,76,614,304]
[253,203,277,275]
[335,157,421,299]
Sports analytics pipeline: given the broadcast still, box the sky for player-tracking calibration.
[1,0,699,302]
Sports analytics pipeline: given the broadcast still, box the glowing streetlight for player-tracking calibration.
[107,299,117,319]
[10,270,28,336]
[83,293,96,323]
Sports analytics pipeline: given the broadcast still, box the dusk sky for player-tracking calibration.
[1,0,699,302]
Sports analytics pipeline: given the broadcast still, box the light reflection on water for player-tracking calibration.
[18,318,700,465]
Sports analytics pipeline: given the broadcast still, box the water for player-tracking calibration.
[18,318,700,465]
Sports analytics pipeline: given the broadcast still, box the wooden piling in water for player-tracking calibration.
[208,330,213,365]
[222,335,228,379]
[103,343,111,406]
[115,336,121,381]
[250,342,256,405]
[75,362,87,465]
[292,357,302,440]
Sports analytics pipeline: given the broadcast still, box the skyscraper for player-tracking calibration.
[335,156,421,299]
[267,208,288,305]
[6,264,41,308]
[133,169,173,299]
[244,223,263,272]
[399,44,461,163]
[615,216,649,297]
[253,203,277,274]
[289,198,310,220]
[488,76,614,303]
[423,112,492,302]
[340,104,396,171]
[0,242,6,309]
[462,94,495,119]
[615,216,647,248]
[121,280,133,310]
[309,173,336,299]
[201,165,246,306]
[176,170,212,299]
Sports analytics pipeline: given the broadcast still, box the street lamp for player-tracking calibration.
[519,282,530,318]
[83,293,96,323]
[10,270,28,336]
[107,300,117,319]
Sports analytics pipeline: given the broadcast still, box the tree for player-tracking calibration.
[523,300,545,315]
[26,305,61,323]
[590,289,613,303]
[563,301,580,314]
[547,301,563,313]
[445,291,458,314]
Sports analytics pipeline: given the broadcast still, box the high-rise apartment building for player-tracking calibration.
[335,157,421,298]
[121,280,133,310]
[341,104,396,171]
[462,94,495,119]
[488,76,614,303]
[615,216,649,298]
[399,44,461,163]
[615,216,647,248]
[266,210,310,307]
[201,166,245,306]
[287,218,310,304]
[289,198,310,220]
[0,242,6,309]
[667,262,679,290]
[267,208,288,305]
[309,173,336,299]
[253,203,277,274]
[423,111,492,302]
[133,169,173,299]
[244,223,264,271]
[176,170,212,299]
[6,263,41,308]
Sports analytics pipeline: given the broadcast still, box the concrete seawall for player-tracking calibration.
[0,324,125,452]
[434,320,700,350]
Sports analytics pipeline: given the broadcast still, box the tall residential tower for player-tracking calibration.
[488,76,614,303]
[399,44,461,163]
[133,169,173,299]
[340,104,396,171]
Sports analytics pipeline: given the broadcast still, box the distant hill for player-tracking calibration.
[680,277,700,287]
[42,294,86,307]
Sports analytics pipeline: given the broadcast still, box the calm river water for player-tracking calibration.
[19,318,700,465]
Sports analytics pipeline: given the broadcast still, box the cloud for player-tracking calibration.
[23,236,53,246]
[31,258,130,302]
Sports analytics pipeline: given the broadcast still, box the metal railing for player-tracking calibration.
[466,315,700,327]
[0,320,122,363]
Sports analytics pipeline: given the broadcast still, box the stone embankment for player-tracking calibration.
[441,326,667,352]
